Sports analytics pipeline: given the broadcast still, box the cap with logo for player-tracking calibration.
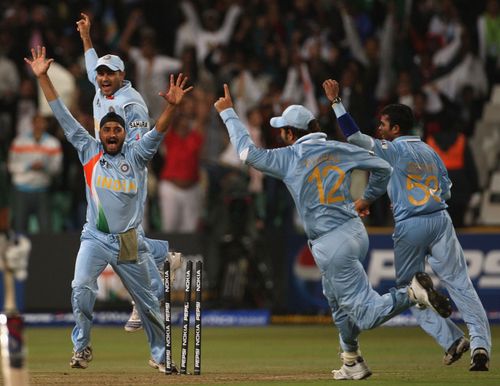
[270,105,315,130]
[94,54,125,72]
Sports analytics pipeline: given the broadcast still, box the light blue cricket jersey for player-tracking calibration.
[334,106,451,223]
[220,108,392,240]
[49,98,163,234]
[85,48,150,142]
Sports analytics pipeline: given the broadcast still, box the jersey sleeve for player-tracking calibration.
[219,108,288,180]
[332,102,398,165]
[49,98,99,162]
[84,48,99,88]
[130,127,164,166]
[343,145,392,201]
[124,103,151,142]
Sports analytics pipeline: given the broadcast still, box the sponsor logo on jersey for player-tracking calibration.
[130,120,149,128]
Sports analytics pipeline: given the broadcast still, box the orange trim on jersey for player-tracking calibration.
[83,151,103,190]
[427,134,465,170]
[10,145,62,155]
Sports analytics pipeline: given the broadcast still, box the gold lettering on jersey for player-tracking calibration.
[304,154,340,168]
[96,175,137,193]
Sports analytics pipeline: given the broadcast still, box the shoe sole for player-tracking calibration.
[124,325,143,332]
[332,370,372,380]
[443,339,470,365]
[415,272,452,318]
[148,359,179,374]
[470,353,489,371]
[70,360,88,369]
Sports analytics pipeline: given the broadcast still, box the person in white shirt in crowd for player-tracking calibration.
[8,113,62,233]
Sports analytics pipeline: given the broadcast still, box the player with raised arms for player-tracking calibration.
[25,45,192,371]
[214,84,452,379]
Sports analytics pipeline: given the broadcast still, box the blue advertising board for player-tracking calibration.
[288,230,500,323]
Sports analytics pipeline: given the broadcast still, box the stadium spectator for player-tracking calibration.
[158,92,205,233]
[8,113,62,233]
[119,9,182,121]
[426,114,480,228]
[477,0,500,92]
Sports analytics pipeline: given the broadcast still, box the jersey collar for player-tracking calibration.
[394,135,421,143]
[295,132,327,145]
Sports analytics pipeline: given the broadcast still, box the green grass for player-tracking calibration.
[25,325,499,385]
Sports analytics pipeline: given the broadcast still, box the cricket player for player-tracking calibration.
[76,13,181,331]
[26,45,193,371]
[323,79,491,371]
[214,84,452,380]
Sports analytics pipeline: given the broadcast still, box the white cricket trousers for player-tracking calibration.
[158,180,202,233]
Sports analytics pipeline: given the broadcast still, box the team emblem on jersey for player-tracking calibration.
[120,162,130,174]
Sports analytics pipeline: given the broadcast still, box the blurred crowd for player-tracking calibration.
[0,0,499,237]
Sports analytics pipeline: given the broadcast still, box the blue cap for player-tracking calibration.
[94,54,125,72]
[270,105,315,130]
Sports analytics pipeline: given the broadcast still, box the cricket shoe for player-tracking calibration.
[443,337,470,365]
[70,345,93,369]
[124,302,143,332]
[408,272,452,318]
[148,358,179,374]
[469,348,489,371]
[168,251,183,283]
[332,356,372,380]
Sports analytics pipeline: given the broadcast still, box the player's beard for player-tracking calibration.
[103,138,124,155]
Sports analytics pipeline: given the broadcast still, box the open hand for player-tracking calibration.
[159,73,193,105]
[214,84,233,112]
[322,79,340,103]
[76,13,91,38]
[24,46,54,77]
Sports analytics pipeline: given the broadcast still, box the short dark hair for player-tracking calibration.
[99,112,125,129]
[285,119,320,139]
[380,104,414,135]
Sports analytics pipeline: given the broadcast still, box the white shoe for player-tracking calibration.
[148,358,179,373]
[408,272,452,318]
[124,303,143,332]
[70,346,93,369]
[168,252,183,283]
[332,356,372,380]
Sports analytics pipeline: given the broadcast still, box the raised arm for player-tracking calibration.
[25,46,95,153]
[76,13,93,53]
[24,46,57,102]
[76,12,98,85]
[322,79,374,150]
[155,73,194,134]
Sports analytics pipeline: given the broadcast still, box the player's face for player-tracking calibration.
[96,67,124,97]
[377,114,399,141]
[279,127,295,145]
[99,122,126,155]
